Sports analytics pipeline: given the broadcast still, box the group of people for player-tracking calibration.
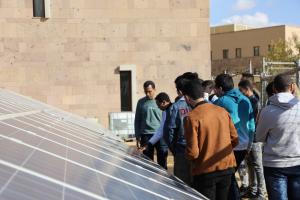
[134,72,300,200]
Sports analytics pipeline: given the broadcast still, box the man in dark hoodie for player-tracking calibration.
[164,72,199,185]
[239,79,265,199]
[214,74,255,200]
[241,73,260,100]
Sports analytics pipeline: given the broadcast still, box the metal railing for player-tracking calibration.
[260,58,300,106]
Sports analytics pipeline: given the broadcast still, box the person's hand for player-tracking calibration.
[142,143,153,158]
[138,144,147,152]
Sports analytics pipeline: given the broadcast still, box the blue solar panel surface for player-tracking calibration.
[0,90,207,200]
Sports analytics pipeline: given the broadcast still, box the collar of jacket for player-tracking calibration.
[166,103,173,110]
[193,101,207,109]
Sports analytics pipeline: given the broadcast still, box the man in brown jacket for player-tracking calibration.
[182,79,239,200]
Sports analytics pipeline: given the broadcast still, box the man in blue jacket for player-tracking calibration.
[164,72,199,185]
[214,74,255,200]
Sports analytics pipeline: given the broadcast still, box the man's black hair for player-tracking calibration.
[238,79,253,90]
[182,79,204,100]
[266,81,275,97]
[143,80,155,89]
[215,74,234,92]
[174,75,183,84]
[155,92,171,103]
[181,72,199,80]
[241,73,255,84]
[202,80,215,93]
[175,72,200,92]
[273,74,293,93]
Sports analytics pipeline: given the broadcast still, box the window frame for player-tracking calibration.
[223,49,229,59]
[235,48,242,58]
[33,0,51,18]
[253,46,260,57]
[120,71,133,112]
[119,65,137,112]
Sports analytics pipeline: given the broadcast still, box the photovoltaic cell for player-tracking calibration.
[0,89,208,200]
[0,172,63,200]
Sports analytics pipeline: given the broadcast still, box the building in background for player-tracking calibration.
[0,0,211,127]
[211,24,300,76]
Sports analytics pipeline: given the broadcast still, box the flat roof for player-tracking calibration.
[211,24,300,35]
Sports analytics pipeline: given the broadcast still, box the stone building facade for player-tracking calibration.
[0,0,211,127]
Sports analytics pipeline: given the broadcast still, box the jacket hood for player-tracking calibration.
[224,89,244,103]
[269,92,299,110]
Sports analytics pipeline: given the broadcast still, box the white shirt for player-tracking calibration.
[149,111,166,145]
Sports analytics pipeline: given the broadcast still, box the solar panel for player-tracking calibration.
[0,89,208,200]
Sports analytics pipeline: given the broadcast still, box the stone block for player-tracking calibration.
[154,0,169,9]
[0,43,3,52]
[134,0,151,9]
[170,0,196,9]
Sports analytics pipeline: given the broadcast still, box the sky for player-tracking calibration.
[211,0,300,27]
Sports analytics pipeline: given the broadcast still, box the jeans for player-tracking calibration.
[193,169,233,200]
[264,165,300,200]
[174,152,192,185]
[247,142,266,197]
[141,134,169,169]
[238,160,248,188]
[228,150,247,200]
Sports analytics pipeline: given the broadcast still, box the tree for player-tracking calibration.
[266,35,300,76]
[267,34,300,62]
[292,34,300,58]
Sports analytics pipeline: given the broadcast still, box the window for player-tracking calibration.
[33,0,45,17]
[119,64,137,112]
[253,46,260,56]
[268,44,272,52]
[33,0,50,18]
[223,49,229,59]
[236,48,242,58]
[120,71,132,111]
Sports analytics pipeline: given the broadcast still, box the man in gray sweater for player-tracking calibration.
[256,74,300,200]
[135,81,168,168]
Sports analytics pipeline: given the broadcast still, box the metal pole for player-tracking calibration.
[261,57,267,106]
[297,59,300,87]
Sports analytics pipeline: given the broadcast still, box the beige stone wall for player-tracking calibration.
[286,26,300,55]
[0,0,211,127]
[286,26,300,41]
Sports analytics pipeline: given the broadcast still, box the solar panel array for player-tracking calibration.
[0,90,207,200]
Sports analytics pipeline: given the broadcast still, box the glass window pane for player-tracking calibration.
[254,46,260,56]
[33,0,45,17]
[236,48,242,58]
[120,71,132,111]
[223,49,229,59]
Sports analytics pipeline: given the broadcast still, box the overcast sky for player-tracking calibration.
[211,0,300,27]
